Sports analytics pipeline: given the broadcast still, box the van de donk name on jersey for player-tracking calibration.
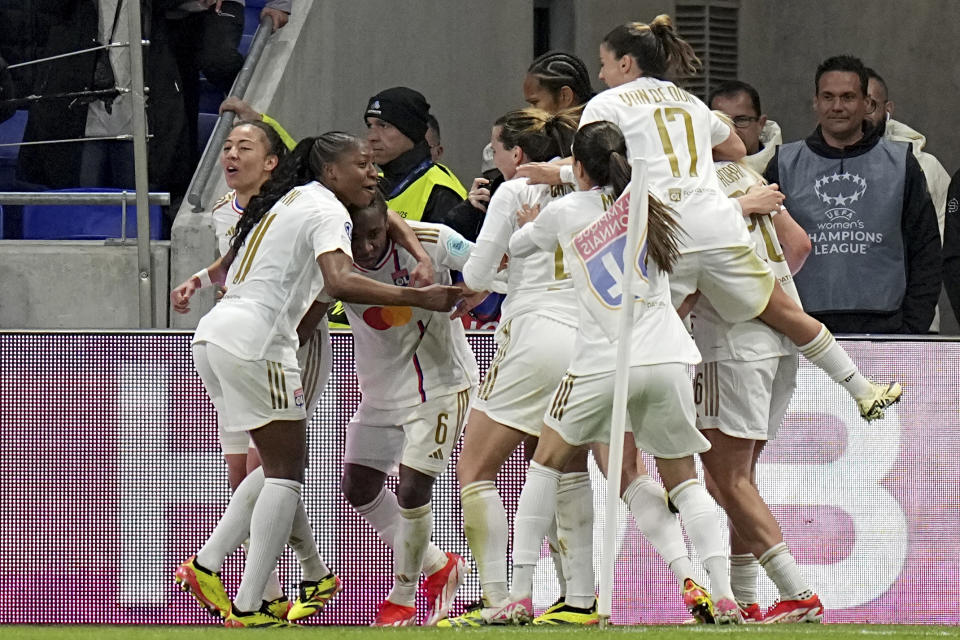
[572,189,648,311]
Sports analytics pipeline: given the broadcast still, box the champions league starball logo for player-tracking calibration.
[814,171,867,221]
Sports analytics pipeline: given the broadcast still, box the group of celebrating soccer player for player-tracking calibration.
[168,14,902,628]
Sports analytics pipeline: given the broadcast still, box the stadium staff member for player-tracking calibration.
[364,86,467,222]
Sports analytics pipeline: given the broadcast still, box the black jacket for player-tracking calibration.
[942,169,960,325]
[765,124,941,334]
[379,141,464,224]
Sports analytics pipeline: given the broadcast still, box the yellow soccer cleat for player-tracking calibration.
[532,599,599,625]
[857,381,902,422]
[287,573,342,621]
[264,595,291,620]
[174,555,231,618]
[224,603,295,628]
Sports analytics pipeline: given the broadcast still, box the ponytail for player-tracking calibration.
[494,107,579,162]
[573,121,684,272]
[603,15,701,80]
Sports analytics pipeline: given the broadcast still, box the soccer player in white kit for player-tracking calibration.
[503,120,742,624]
[170,132,462,627]
[524,16,900,422]
[691,143,824,623]
[439,108,599,626]
[338,194,478,627]
[199,124,440,622]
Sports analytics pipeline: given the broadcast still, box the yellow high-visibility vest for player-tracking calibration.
[386,164,467,221]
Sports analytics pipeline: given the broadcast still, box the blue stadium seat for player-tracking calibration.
[0,110,28,190]
[239,33,254,57]
[21,188,167,240]
[197,112,219,155]
[244,5,262,35]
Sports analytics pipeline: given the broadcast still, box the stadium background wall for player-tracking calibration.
[1,332,956,625]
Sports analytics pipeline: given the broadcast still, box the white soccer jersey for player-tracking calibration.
[460,177,579,326]
[211,190,242,257]
[691,162,802,362]
[193,181,352,364]
[343,221,479,409]
[509,187,700,375]
[580,77,752,252]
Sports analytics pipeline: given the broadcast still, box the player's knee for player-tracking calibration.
[340,465,382,507]
[397,466,434,509]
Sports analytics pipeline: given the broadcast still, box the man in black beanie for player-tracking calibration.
[364,86,466,224]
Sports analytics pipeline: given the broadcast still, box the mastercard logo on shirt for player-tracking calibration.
[363,306,413,330]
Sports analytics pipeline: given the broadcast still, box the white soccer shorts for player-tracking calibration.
[343,387,473,477]
[543,363,709,459]
[695,354,799,441]
[670,246,776,324]
[193,342,306,455]
[472,313,576,436]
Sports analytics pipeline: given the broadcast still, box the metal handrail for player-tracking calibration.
[186,14,275,212]
[0,192,170,205]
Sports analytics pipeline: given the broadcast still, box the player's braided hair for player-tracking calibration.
[572,121,684,273]
[494,107,579,162]
[603,15,701,80]
[527,51,596,106]
[230,131,362,256]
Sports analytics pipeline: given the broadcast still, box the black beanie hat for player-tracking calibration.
[364,87,430,144]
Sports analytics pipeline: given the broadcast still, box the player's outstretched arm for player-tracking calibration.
[318,249,459,311]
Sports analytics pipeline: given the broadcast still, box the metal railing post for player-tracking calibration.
[125,0,154,328]
[185,14,275,212]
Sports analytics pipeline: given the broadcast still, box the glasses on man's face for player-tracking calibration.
[732,115,760,129]
[864,97,879,116]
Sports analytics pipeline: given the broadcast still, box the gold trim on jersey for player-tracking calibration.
[281,189,302,206]
[548,373,577,422]
[211,191,233,212]
[233,213,278,284]
[478,320,511,401]
[414,228,440,244]
[267,361,289,409]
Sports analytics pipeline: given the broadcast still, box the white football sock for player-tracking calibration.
[288,499,329,581]
[197,466,265,572]
[759,542,813,601]
[233,478,301,612]
[387,503,433,607]
[510,462,561,602]
[545,519,566,598]
[798,326,872,399]
[624,475,692,587]
[461,481,509,607]
[355,486,446,576]
[730,553,760,605]
[668,479,733,601]
[556,472,594,609]
[354,486,400,547]
[243,538,284,602]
